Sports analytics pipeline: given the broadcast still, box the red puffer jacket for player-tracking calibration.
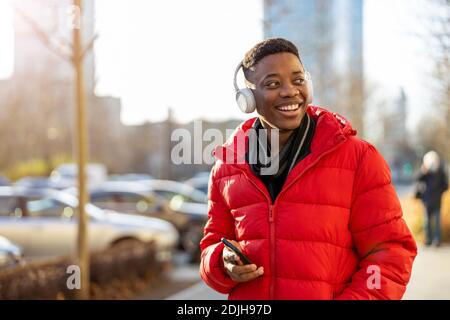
[199,106,417,300]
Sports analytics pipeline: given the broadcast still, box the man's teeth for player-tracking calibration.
[277,104,299,111]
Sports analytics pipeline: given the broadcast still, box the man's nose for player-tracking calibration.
[280,83,299,97]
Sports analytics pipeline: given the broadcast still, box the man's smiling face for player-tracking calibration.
[247,52,309,132]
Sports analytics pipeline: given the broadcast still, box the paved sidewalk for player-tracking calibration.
[167,281,226,300]
[403,245,450,300]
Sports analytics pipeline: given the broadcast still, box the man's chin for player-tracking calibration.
[277,118,303,131]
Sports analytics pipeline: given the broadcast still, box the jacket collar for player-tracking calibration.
[213,106,357,177]
[214,106,355,159]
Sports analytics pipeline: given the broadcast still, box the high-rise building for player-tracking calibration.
[380,88,415,182]
[263,0,364,134]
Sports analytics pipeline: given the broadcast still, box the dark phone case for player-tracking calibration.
[221,238,253,265]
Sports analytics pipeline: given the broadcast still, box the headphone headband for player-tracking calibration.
[233,61,243,93]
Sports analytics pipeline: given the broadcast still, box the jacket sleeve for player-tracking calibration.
[199,163,238,294]
[334,144,417,300]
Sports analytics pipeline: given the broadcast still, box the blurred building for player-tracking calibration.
[263,0,365,135]
[381,88,415,183]
[126,112,241,180]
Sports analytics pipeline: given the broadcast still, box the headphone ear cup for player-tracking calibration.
[236,88,256,113]
[305,72,314,105]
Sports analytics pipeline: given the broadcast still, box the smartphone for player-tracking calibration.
[221,238,253,265]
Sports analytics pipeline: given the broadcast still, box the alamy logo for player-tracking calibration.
[66,265,81,290]
[171,120,280,175]
[366,265,381,290]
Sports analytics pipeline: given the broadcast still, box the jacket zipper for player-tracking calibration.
[234,169,274,299]
[268,204,275,299]
[233,136,346,299]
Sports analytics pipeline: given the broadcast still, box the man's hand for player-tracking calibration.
[222,239,264,282]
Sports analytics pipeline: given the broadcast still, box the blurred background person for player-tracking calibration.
[415,151,449,247]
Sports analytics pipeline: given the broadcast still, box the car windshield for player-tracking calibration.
[26,198,73,218]
[142,180,207,203]
[27,198,58,212]
[26,196,107,220]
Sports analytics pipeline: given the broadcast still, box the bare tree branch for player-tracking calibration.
[13,4,73,63]
[81,34,98,60]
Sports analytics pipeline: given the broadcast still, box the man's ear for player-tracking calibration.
[243,68,257,90]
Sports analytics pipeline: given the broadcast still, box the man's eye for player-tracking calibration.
[266,82,279,88]
[294,78,305,85]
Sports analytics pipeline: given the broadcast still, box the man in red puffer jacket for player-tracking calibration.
[199,38,417,300]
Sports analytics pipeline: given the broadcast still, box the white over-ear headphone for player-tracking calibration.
[233,61,314,114]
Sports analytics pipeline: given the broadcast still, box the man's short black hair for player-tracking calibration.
[243,38,302,79]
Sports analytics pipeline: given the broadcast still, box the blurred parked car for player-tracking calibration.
[137,180,208,262]
[64,182,188,228]
[0,176,10,187]
[108,173,154,182]
[0,235,22,269]
[0,186,178,262]
[183,171,211,194]
[15,176,57,189]
[139,179,208,203]
[90,186,166,216]
[69,181,207,262]
[49,163,108,189]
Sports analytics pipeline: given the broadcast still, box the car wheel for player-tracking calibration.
[111,237,144,249]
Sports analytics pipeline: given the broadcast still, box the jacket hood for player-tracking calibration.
[213,106,357,164]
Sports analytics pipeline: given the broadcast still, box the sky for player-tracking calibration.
[93,0,264,124]
[364,0,433,133]
[0,0,434,131]
[0,0,13,79]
